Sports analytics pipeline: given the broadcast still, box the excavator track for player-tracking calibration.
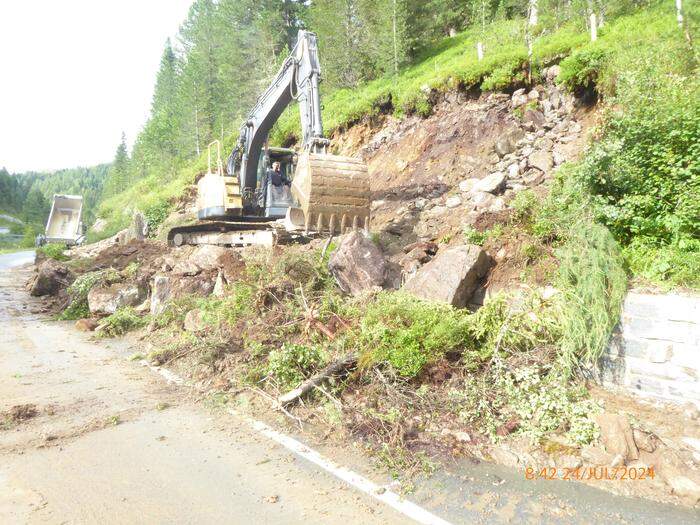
[167,220,298,248]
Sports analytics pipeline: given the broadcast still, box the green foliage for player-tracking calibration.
[267,343,326,389]
[59,269,120,320]
[510,189,538,224]
[38,243,69,261]
[451,363,600,445]
[22,187,50,226]
[555,3,700,288]
[463,226,488,246]
[143,200,173,235]
[533,168,627,371]
[103,133,131,198]
[558,47,609,91]
[197,282,255,328]
[463,225,502,246]
[622,239,700,289]
[99,307,146,337]
[357,293,474,377]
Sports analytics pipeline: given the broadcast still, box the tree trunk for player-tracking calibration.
[278,353,358,406]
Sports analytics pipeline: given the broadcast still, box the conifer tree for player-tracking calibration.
[104,133,130,196]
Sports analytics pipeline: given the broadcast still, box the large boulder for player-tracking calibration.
[30,259,74,297]
[473,172,507,194]
[328,231,387,296]
[88,282,146,315]
[402,244,491,307]
[149,273,216,316]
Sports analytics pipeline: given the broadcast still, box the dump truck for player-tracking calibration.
[36,194,85,247]
[167,30,370,247]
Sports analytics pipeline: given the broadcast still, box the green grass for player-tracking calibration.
[37,243,69,261]
[94,4,688,238]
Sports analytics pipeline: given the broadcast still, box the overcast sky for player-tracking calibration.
[0,0,193,173]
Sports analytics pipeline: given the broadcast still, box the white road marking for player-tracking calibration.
[139,360,184,385]
[139,359,452,525]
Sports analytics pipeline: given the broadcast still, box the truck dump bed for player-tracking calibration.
[45,194,84,245]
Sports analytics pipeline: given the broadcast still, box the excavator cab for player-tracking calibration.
[257,147,297,218]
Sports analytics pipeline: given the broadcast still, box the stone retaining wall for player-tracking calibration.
[599,291,699,407]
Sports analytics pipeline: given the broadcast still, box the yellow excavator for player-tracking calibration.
[168,30,370,247]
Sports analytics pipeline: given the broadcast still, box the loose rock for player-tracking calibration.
[75,318,99,332]
[445,196,461,208]
[402,244,491,307]
[528,150,553,173]
[594,413,639,463]
[88,283,146,315]
[184,309,207,332]
[473,172,507,194]
[328,231,387,296]
[30,259,74,297]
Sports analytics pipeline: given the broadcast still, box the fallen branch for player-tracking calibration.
[245,386,304,429]
[278,353,358,406]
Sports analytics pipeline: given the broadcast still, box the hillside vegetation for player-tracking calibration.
[45,1,700,497]
[96,1,698,288]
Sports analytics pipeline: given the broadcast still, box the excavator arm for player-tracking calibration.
[228,30,328,206]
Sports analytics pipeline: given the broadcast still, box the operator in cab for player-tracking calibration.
[268,161,290,187]
[260,161,292,208]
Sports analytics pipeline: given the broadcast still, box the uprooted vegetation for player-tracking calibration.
[61,168,625,474]
[28,0,699,506]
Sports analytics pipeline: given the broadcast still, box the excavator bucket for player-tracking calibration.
[288,151,370,234]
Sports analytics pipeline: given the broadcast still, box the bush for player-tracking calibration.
[357,293,474,377]
[563,18,700,288]
[38,243,69,261]
[99,307,146,337]
[451,363,600,445]
[267,343,326,389]
[143,200,172,236]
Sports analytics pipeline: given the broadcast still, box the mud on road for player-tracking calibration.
[0,265,405,524]
[2,261,699,525]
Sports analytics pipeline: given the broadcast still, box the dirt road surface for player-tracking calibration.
[0,261,407,524]
[2,253,699,524]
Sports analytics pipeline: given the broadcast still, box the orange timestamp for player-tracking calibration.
[525,466,656,481]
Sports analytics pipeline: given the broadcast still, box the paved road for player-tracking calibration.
[0,250,35,270]
[1,259,698,524]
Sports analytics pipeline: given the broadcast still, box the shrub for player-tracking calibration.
[99,307,146,337]
[267,343,326,389]
[357,293,474,377]
[38,243,69,261]
[143,200,173,236]
[451,363,600,445]
[510,189,538,224]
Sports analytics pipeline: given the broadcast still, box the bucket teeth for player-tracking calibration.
[297,211,370,235]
